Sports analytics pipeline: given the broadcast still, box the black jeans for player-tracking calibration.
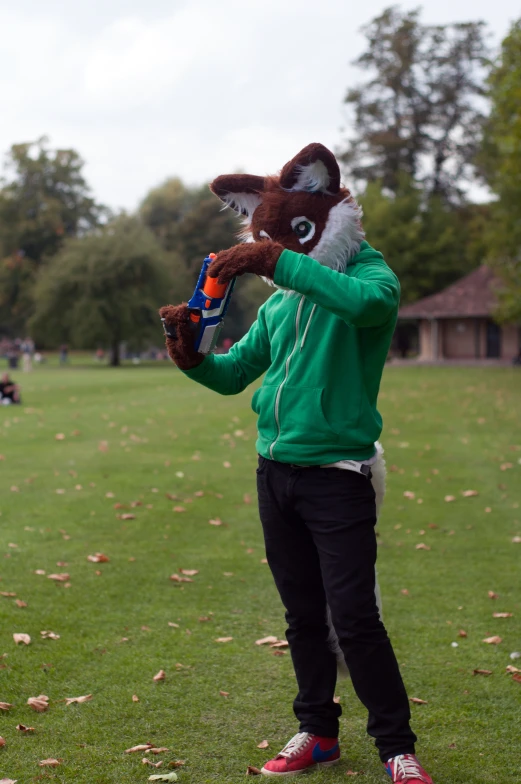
[257,456,417,763]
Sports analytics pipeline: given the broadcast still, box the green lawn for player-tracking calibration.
[0,364,520,783]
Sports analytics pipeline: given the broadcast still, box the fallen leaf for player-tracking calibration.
[403,491,415,500]
[132,694,139,702]
[215,637,233,643]
[40,631,60,640]
[512,673,521,684]
[149,747,170,754]
[199,616,212,622]
[55,433,65,441]
[444,495,456,502]
[409,697,428,704]
[16,724,35,732]
[0,737,5,747]
[243,493,252,504]
[246,766,262,775]
[333,695,341,704]
[473,669,493,676]
[0,703,13,711]
[272,650,286,656]
[13,633,30,645]
[168,622,179,628]
[148,774,178,782]
[38,759,60,767]
[462,490,479,497]
[506,665,521,674]
[173,506,186,513]
[179,569,198,576]
[255,636,279,646]
[34,569,46,575]
[493,612,513,618]
[98,440,109,452]
[0,779,17,784]
[1,592,17,597]
[512,536,521,543]
[270,641,289,648]
[488,591,499,599]
[65,694,92,705]
[257,740,269,749]
[219,691,229,697]
[142,758,163,768]
[223,461,231,468]
[415,543,431,550]
[500,462,513,471]
[458,629,468,638]
[125,744,153,753]
[87,553,110,563]
[483,636,502,645]
[118,513,136,520]
[47,573,70,582]
[209,518,222,526]
[131,500,143,507]
[27,695,49,712]
[153,669,166,681]
[346,771,362,776]
[170,574,193,583]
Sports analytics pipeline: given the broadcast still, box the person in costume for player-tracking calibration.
[159,143,434,784]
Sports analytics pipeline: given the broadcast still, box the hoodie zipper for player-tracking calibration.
[300,304,317,351]
[269,296,305,459]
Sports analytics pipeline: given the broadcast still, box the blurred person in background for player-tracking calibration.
[0,372,21,405]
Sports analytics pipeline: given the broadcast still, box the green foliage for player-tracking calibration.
[30,216,174,364]
[479,19,521,323]
[0,137,105,333]
[360,176,489,303]
[340,7,489,203]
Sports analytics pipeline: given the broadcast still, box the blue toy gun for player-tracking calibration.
[162,254,236,355]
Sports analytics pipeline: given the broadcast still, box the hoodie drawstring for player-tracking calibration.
[300,304,317,351]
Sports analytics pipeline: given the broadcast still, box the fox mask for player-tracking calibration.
[210,142,365,275]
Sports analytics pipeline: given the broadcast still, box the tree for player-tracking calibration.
[30,216,175,365]
[140,179,238,282]
[340,6,489,203]
[0,137,105,333]
[360,175,490,303]
[479,19,521,324]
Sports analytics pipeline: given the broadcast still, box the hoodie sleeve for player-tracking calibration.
[273,248,400,328]
[182,301,271,395]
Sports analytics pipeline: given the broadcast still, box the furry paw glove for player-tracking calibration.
[158,303,204,371]
[208,240,284,284]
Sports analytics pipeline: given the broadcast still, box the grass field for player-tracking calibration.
[0,363,520,784]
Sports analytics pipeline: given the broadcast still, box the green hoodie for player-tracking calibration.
[184,241,399,464]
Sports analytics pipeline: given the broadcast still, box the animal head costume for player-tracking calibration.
[160,143,365,368]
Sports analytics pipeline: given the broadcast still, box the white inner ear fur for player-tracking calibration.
[221,191,263,219]
[288,160,332,194]
[308,198,365,272]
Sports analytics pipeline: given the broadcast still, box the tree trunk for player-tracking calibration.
[110,340,120,367]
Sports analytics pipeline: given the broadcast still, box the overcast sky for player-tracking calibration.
[2,0,518,211]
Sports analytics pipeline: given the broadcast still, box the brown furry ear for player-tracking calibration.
[210,174,266,218]
[279,143,340,194]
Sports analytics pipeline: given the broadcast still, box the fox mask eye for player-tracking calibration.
[291,216,315,244]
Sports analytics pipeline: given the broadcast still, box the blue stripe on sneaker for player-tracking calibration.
[311,742,339,763]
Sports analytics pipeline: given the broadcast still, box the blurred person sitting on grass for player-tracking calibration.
[0,372,21,405]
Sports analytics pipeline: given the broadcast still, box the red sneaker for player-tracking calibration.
[261,732,340,777]
[385,754,434,783]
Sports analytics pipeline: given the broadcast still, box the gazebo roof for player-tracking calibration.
[399,265,500,319]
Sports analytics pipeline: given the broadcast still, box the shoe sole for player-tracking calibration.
[261,758,341,777]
